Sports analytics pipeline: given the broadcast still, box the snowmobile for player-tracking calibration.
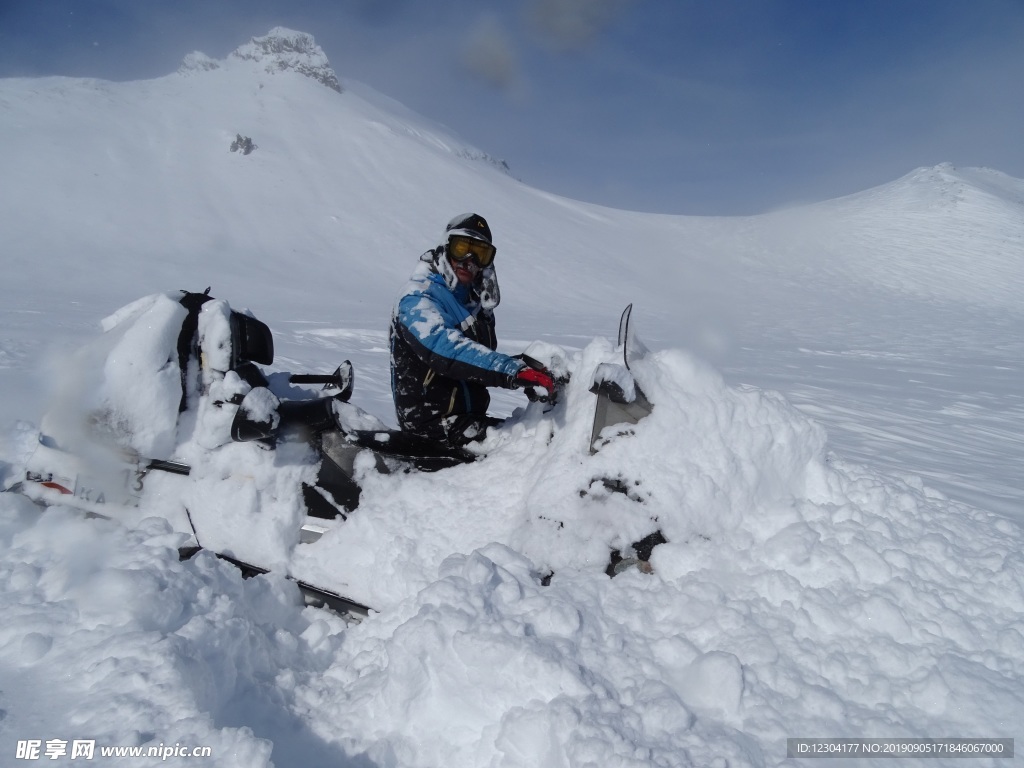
[6,289,655,617]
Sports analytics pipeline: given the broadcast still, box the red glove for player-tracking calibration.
[515,366,554,391]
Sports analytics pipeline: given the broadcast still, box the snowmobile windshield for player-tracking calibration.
[448,236,496,267]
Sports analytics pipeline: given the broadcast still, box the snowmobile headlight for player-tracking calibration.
[447,236,496,267]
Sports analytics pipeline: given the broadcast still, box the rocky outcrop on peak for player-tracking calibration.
[179,51,221,73]
[229,27,342,93]
[179,28,342,92]
[456,148,514,177]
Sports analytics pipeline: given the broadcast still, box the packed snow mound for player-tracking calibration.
[291,337,834,607]
[284,339,1024,764]
[3,321,1022,766]
[0,496,313,766]
[179,27,342,92]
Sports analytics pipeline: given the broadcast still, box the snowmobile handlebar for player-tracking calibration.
[514,353,569,405]
[288,362,354,402]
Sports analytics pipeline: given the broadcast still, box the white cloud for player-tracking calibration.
[524,0,631,50]
[460,15,525,95]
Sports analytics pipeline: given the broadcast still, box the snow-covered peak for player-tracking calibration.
[904,162,1024,208]
[179,27,342,92]
[231,27,341,93]
[835,162,1024,211]
[747,162,1024,308]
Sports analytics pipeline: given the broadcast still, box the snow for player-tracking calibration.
[1,27,1022,767]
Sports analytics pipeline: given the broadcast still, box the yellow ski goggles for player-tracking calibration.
[447,235,496,267]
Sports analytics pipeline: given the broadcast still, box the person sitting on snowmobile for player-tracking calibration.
[390,213,556,446]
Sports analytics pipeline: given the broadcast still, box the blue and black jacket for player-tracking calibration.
[390,261,522,442]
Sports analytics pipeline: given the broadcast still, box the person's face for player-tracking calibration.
[449,254,480,285]
[446,236,496,286]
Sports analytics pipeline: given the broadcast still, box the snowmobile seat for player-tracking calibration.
[229,389,338,444]
[229,311,273,368]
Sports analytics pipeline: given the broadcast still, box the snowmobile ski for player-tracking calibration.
[177,544,372,620]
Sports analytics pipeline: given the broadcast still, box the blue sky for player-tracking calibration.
[2,0,1022,214]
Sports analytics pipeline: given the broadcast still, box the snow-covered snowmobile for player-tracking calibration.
[7,290,654,616]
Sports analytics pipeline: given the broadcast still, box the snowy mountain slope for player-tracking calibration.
[4,29,1020,332]
[751,163,1024,309]
[1,28,1022,767]
[3,30,1021,514]
[710,163,1024,516]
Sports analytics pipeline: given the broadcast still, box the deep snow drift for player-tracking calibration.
[0,28,1022,767]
